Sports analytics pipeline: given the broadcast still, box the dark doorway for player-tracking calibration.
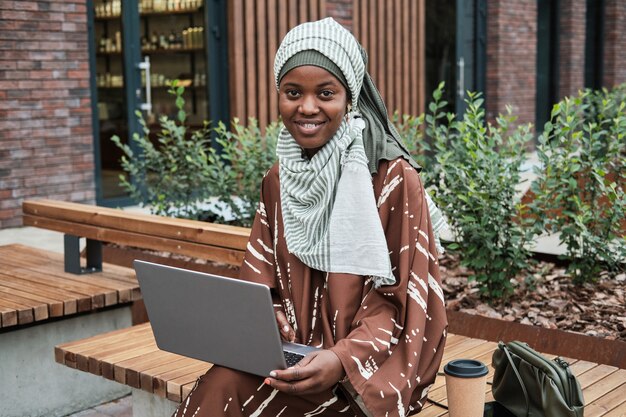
[584,0,605,90]
[425,0,487,117]
[425,0,456,113]
[536,0,560,131]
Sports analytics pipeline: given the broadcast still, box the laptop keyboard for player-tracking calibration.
[283,351,305,367]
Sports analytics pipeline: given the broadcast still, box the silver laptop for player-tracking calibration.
[133,260,319,377]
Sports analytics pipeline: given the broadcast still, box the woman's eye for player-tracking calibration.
[286,90,301,98]
[320,90,334,98]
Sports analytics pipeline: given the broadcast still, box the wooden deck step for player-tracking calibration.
[0,244,140,329]
[54,323,626,414]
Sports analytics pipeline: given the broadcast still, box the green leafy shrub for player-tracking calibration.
[430,88,534,298]
[529,86,626,283]
[207,119,279,227]
[112,82,278,226]
[394,82,454,188]
[112,82,213,220]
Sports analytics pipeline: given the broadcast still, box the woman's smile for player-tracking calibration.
[294,120,326,135]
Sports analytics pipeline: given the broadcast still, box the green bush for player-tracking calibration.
[112,82,213,220]
[529,86,626,283]
[394,82,454,188]
[429,87,534,299]
[207,118,279,227]
[112,82,279,226]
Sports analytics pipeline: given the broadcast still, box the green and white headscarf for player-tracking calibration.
[275,18,446,287]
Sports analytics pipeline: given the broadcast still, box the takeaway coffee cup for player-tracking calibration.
[444,359,489,417]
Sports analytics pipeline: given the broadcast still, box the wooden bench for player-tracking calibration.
[54,323,626,416]
[20,199,626,416]
[22,199,250,271]
[12,198,250,415]
[0,243,140,417]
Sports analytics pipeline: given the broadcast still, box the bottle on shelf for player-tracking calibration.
[94,0,121,18]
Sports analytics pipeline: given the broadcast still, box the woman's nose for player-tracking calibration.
[298,95,319,115]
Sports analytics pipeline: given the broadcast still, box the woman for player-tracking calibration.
[173,17,447,417]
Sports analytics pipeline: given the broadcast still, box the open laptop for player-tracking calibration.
[133,260,319,377]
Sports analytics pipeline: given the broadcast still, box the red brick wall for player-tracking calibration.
[485,0,537,126]
[559,0,586,98]
[603,0,626,87]
[0,0,94,228]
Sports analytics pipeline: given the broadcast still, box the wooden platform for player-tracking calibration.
[54,323,626,415]
[0,244,140,328]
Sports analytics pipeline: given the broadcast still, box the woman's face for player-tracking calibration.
[278,65,348,157]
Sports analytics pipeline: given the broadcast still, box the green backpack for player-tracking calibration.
[492,341,585,417]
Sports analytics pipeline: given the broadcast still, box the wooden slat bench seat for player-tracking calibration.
[55,324,626,416]
[0,244,139,329]
[0,242,140,416]
[22,199,250,267]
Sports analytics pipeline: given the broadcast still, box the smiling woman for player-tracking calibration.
[172,17,448,417]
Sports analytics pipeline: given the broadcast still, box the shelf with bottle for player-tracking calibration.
[94,0,203,19]
[96,26,203,55]
[141,26,204,52]
[96,72,206,89]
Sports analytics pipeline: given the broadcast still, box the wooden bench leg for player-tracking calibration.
[64,234,103,274]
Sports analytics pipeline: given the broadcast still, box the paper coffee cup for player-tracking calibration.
[444,359,489,417]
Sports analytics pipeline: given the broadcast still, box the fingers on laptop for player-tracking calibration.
[275,311,295,342]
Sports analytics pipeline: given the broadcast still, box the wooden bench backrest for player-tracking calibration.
[22,199,251,266]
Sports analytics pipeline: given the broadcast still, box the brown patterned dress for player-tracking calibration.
[173,157,447,417]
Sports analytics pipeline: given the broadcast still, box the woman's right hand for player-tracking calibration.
[275,310,295,342]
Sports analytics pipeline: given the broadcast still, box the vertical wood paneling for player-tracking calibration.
[385,1,394,107]
[244,2,257,120]
[393,0,402,111]
[228,0,425,127]
[278,2,288,46]
[376,1,384,88]
[353,0,425,116]
[256,0,268,128]
[417,0,425,116]
[267,0,279,123]
[410,1,419,115]
[228,0,246,121]
[288,0,298,31]
[401,0,410,114]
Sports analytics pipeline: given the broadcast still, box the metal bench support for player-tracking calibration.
[64,234,103,274]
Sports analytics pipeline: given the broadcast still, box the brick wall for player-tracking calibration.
[325,0,354,30]
[603,0,626,87]
[0,0,94,228]
[485,0,537,126]
[559,0,586,98]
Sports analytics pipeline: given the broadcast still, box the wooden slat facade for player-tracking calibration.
[227,0,426,129]
[353,0,425,117]
[54,323,626,414]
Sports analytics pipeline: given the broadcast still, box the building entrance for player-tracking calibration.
[90,0,227,206]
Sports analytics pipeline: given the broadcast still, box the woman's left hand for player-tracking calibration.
[265,350,346,395]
